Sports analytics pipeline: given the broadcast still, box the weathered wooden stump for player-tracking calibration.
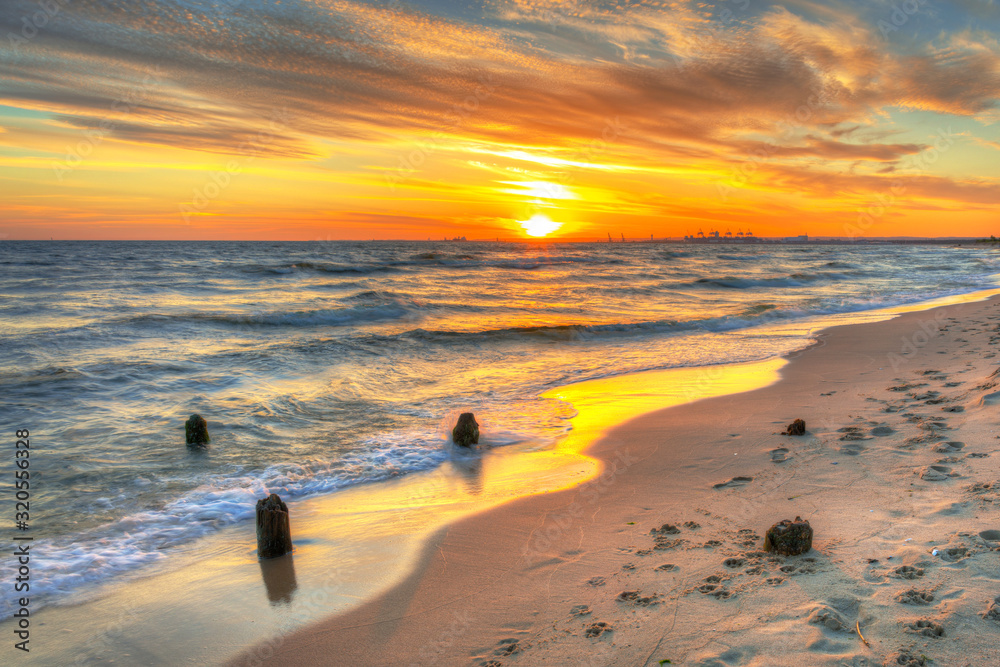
[185,413,210,445]
[256,493,292,559]
[452,412,480,447]
[763,516,813,555]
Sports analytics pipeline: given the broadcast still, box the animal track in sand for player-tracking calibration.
[888,649,929,666]
[905,619,945,638]
[941,405,965,412]
[723,557,745,568]
[890,382,927,392]
[569,604,591,616]
[895,589,935,605]
[713,476,753,489]
[650,524,680,535]
[936,546,968,562]
[616,590,660,606]
[807,606,850,632]
[871,425,895,436]
[978,529,1000,541]
[494,638,523,656]
[654,563,676,572]
[891,565,925,580]
[587,576,606,586]
[584,621,612,638]
[839,443,866,456]
[983,596,1000,623]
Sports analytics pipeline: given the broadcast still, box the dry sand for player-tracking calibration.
[235,297,1000,667]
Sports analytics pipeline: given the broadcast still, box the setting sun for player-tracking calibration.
[519,214,562,238]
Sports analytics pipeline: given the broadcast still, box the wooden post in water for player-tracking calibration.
[256,493,292,559]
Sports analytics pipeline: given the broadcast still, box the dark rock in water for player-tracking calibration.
[185,413,210,445]
[763,516,813,555]
[452,412,480,447]
[782,419,806,436]
[256,493,292,559]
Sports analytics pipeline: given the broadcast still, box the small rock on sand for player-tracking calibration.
[452,412,480,447]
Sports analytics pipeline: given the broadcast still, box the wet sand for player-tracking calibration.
[236,296,1000,667]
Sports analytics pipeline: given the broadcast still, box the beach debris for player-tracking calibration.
[185,413,210,445]
[782,419,806,436]
[855,620,870,647]
[452,412,480,447]
[256,493,293,559]
[763,516,813,555]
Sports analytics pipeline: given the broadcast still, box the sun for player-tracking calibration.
[519,213,562,238]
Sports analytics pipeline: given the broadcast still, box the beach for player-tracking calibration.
[236,295,1000,667]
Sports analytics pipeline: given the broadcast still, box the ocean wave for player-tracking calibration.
[124,303,418,328]
[690,272,849,289]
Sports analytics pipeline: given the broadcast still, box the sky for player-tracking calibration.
[1,0,1000,240]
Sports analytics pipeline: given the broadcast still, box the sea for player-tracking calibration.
[1,239,998,618]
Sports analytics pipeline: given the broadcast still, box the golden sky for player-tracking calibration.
[2,0,1000,240]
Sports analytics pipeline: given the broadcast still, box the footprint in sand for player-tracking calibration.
[570,604,592,616]
[584,621,612,638]
[494,639,523,656]
[870,425,895,436]
[587,576,606,586]
[770,447,790,463]
[936,546,969,562]
[919,465,955,481]
[895,588,935,605]
[807,606,850,632]
[984,596,1000,623]
[905,619,946,638]
[713,476,753,489]
[979,529,1000,542]
[838,426,871,441]
[891,565,925,580]
[839,443,866,456]
[978,391,1000,407]
[617,590,659,606]
[933,441,965,453]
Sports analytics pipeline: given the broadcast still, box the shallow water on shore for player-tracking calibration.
[1,240,998,616]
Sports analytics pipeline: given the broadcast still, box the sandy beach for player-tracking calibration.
[234,296,1000,667]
